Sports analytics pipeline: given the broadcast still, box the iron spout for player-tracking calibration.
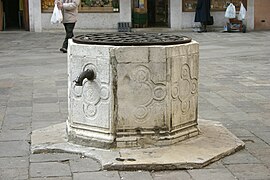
[74,69,96,86]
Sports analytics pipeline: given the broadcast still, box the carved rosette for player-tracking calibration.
[171,62,198,126]
[71,63,110,119]
[132,65,166,123]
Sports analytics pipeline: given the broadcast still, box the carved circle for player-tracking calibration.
[191,80,197,94]
[171,84,179,99]
[182,64,190,79]
[134,66,150,83]
[100,86,109,100]
[84,104,97,117]
[181,101,190,114]
[83,81,100,104]
[153,86,166,101]
[134,106,148,120]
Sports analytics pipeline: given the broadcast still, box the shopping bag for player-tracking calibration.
[238,3,246,20]
[225,3,236,19]
[50,4,63,24]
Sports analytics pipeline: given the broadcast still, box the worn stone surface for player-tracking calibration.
[31,119,244,170]
[30,162,72,178]
[0,31,270,179]
[68,39,199,148]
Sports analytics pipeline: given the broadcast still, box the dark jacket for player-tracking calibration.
[194,0,211,23]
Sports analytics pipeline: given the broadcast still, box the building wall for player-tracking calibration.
[29,0,255,32]
[254,0,270,30]
[180,0,254,30]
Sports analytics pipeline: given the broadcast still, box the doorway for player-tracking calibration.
[147,0,168,27]
[132,0,169,28]
[1,0,29,31]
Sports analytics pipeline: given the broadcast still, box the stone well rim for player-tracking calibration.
[72,32,192,46]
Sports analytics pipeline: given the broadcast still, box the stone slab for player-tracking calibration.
[31,119,244,171]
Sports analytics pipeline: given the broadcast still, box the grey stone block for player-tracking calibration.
[0,168,28,179]
[152,171,192,180]
[0,129,30,141]
[226,164,270,180]
[30,153,80,163]
[0,141,29,157]
[0,157,29,168]
[33,103,60,113]
[30,162,71,178]
[188,168,236,180]
[73,171,120,180]
[222,150,261,164]
[119,171,153,180]
[70,157,101,173]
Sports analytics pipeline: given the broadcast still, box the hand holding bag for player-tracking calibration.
[50,4,63,24]
[225,3,236,19]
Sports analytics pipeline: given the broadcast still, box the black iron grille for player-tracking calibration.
[72,32,192,46]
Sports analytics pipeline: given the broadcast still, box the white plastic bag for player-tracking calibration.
[50,4,63,24]
[225,3,236,19]
[238,3,246,20]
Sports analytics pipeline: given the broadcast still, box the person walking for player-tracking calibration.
[56,0,80,53]
[194,0,211,32]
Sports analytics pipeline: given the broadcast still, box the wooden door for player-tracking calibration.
[23,0,29,30]
[0,0,3,31]
[254,0,270,30]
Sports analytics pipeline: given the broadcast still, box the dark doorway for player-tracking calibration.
[147,0,168,27]
[4,0,19,29]
[2,0,28,30]
[147,0,156,27]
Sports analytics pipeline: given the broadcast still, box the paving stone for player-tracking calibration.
[33,103,60,113]
[227,128,254,137]
[188,168,237,180]
[7,100,32,107]
[30,153,80,163]
[0,157,29,168]
[32,121,63,130]
[251,131,270,145]
[73,171,120,180]
[0,168,28,179]
[33,97,59,103]
[32,112,66,122]
[31,177,72,180]
[119,171,153,180]
[152,171,192,180]
[0,129,30,141]
[204,160,226,169]
[222,150,261,164]
[0,141,29,157]
[33,92,58,99]
[30,162,71,178]
[2,119,31,131]
[6,107,32,117]
[69,157,101,172]
[226,164,270,180]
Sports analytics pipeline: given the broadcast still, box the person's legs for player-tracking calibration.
[60,23,75,53]
[198,22,207,33]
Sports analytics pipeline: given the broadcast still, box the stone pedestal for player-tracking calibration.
[31,33,245,170]
[67,39,199,148]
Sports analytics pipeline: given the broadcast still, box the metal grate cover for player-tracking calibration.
[72,32,192,46]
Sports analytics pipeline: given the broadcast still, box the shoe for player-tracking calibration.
[60,47,67,53]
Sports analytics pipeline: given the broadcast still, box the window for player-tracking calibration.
[182,0,247,12]
[41,0,120,13]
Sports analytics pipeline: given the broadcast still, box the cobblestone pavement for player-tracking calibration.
[0,30,270,180]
